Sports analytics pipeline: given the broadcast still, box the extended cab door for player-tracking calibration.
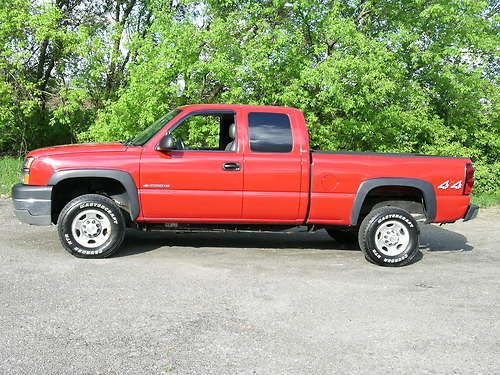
[139,109,243,221]
[240,108,310,223]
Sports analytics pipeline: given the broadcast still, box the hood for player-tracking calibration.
[27,143,127,158]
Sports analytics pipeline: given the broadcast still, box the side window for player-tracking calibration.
[169,113,236,151]
[248,112,293,153]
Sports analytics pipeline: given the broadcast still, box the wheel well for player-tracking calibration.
[356,186,426,225]
[51,177,130,224]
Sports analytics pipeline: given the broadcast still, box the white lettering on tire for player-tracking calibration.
[382,253,409,263]
[376,214,414,228]
[78,202,118,224]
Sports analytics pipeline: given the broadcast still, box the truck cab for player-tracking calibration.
[137,105,310,224]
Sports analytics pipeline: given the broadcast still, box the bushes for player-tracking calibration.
[0,157,21,196]
[0,0,498,198]
[474,163,500,195]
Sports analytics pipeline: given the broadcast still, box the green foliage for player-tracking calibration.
[474,163,500,194]
[0,157,22,196]
[472,190,500,208]
[171,115,221,149]
[0,0,498,196]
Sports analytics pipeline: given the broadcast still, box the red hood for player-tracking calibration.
[27,143,127,157]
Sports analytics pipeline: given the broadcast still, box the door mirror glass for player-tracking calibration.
[157,134,176,151]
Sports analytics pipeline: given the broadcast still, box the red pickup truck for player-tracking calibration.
[12,104,478,266]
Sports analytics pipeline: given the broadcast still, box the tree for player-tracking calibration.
[0,0,498,193]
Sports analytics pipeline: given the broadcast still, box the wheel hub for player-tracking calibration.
[374,220,410,256]
[382,229,400,246]
[71,209,111,248]
[82,219,101,237]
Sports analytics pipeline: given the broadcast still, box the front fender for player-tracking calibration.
[48,169,140,220]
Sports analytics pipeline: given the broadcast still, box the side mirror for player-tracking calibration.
[156,134,176,151]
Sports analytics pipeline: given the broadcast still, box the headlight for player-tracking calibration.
[21,157,35,184]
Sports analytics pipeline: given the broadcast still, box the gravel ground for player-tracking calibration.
[0,199,499,374]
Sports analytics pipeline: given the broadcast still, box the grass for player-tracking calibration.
[472,190,500,208]
[0,156,499,208]
[0,157,22,197]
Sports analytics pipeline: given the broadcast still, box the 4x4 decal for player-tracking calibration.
[437,180,463,190]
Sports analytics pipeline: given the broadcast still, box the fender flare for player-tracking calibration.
[350,177,436,225]
[48,169,140,220]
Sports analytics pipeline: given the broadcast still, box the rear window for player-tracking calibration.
[248,112,293,153]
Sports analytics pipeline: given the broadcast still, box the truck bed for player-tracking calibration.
[307,151,471,225]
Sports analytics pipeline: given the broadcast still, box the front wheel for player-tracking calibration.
[358,206,420,266]
[57,194,126,258]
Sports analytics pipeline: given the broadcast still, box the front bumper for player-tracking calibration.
[12,184,53,225]
[463,204,479,222]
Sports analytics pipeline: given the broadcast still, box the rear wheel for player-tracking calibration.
[358,206,419,266]
[57,194,126,258]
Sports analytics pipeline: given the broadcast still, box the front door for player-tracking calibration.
[140,111,243,221]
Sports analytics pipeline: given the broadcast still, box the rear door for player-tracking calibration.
[241,109,305,223]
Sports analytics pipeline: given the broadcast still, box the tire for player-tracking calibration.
[358,206,419,267]
[57,194,126,258]
[325,227,358,243]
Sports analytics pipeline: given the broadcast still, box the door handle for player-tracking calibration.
[223,162,241,171]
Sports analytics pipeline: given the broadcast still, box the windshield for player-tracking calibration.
[127,109,181,146]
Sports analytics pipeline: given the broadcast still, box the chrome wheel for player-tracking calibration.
[71,209,111,248]
[374,220,410,256]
